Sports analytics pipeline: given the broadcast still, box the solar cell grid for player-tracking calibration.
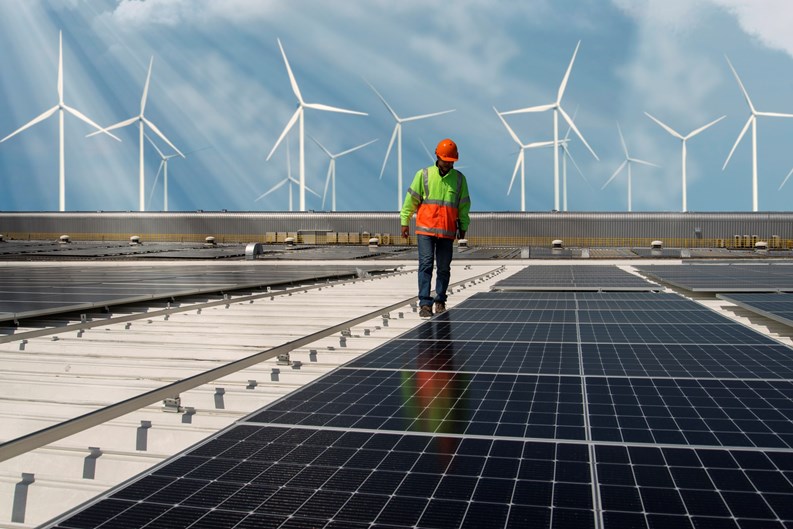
[637,264,793,292]
[493,265,656,291]
[578,322,780,345]
[53,425,596,529]
[719,293,793,329]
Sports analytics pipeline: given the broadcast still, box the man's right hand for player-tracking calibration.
[401,226,409,238]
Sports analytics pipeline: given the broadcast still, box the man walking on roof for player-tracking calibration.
[401,138,471,318]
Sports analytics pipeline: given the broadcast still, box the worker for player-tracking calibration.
[400,138,471,318]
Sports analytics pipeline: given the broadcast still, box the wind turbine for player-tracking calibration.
[601,122,658,212]
[311,136,377,211]
[0,31,119,211]
[645,112,725,212]
[493,107,556,211]
[501,41,599,211]
[258,136,320,211]
[89,57,183,212]
[722,56,793,212]
[367,81,455,210]
[146,134,210,211]
[558,108,589,212]
[266,38,367,212]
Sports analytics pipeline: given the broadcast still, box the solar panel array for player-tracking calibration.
[0,264,393,323]
[637,264,793,292]
[494,265,658,291]
[719,293,793,328]
[46,265,793,529]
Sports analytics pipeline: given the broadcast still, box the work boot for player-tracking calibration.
[419,305,433,318]
[433,301,446,314]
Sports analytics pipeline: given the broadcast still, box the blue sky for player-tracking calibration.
[1,0,793,213]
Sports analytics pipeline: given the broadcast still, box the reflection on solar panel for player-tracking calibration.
[494,265,657,291]
[637,263,793,292]
[47,290,793,528]
[0,264,394,323]
[719,293,793,328]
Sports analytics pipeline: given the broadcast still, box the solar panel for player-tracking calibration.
[719,293,793,328]
[45,289,793,529]
[494,265,658,291]
[0,264,395,323]
[637,263,793,292]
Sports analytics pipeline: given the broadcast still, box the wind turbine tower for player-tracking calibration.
[311,137,377,211]
[367,81,454,210]
[267,39,367,212]
[723,56,793,212]
[645,112,724,212]
[501,41,598,211]
[89,57,184,212]
[0,31,119,211]
[601,122,658,212]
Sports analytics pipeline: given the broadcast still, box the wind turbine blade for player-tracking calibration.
[687,115,726,138]
[0,105,58,142]
[562,144,587,183]
[141,57,154,114]
[644,112,683,139]
[629,158,659,168]
[142,116,184,157]
[365,80,400,121]
[58,31,63,104]
[602,160,627,190]
[304,183,321,198]
[322,163,332,209]
[379,125,399,180]
[277,38,304,104]
[725,55,755,114]
[564,105,579,141]
[304,102,367,115]
[559,106,598,160]
[419,139,434,162]
[255,178,288,201]
[337,138,378,157]
[63,105,121,141]
[144,132,165,158]
[86,116,138,137]
[757,111,793,119]
[149,161,164,205]
[493,107,522,146]
[402,109,455,123]
[507,151,523,195]
[616,122,628,157]
[501,103,556,115]
[779,167,793,191]
[557,40,581,104]
[266,108,300,161]
[309,135,332,157]
[723,116,753,170]
[524,140,557,149]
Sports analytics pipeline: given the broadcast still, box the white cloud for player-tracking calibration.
[709,0,793,58]
[111,0,282,27]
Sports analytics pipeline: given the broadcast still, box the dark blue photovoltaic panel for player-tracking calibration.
[581,343,793,378]
[587,377,793,448]
[248,370,586,440]
[719,293,793,328]
[346,339,581,375]
[52,425,596,529]
[494,265,657,291]
[43,286,793,529]
[637,264,793,292]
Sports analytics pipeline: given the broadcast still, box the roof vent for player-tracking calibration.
[245,242,263,259]
[0,234,4,242]
[368,237,379,247]
[551,239,563,249]
[458,238,468,249]
[651,240,663,249]
[205,236,216,246]
[129,235,142,245]
[59,234,71,244]
[285,236,295,248]
[755,241,768,253]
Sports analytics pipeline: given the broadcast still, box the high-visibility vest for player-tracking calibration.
[400,165,471,239]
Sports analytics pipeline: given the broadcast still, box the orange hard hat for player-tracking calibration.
[435,138,459,162]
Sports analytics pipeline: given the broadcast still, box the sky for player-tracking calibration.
[1,0,793,213]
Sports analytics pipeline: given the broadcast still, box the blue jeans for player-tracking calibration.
[417,234,453,307]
